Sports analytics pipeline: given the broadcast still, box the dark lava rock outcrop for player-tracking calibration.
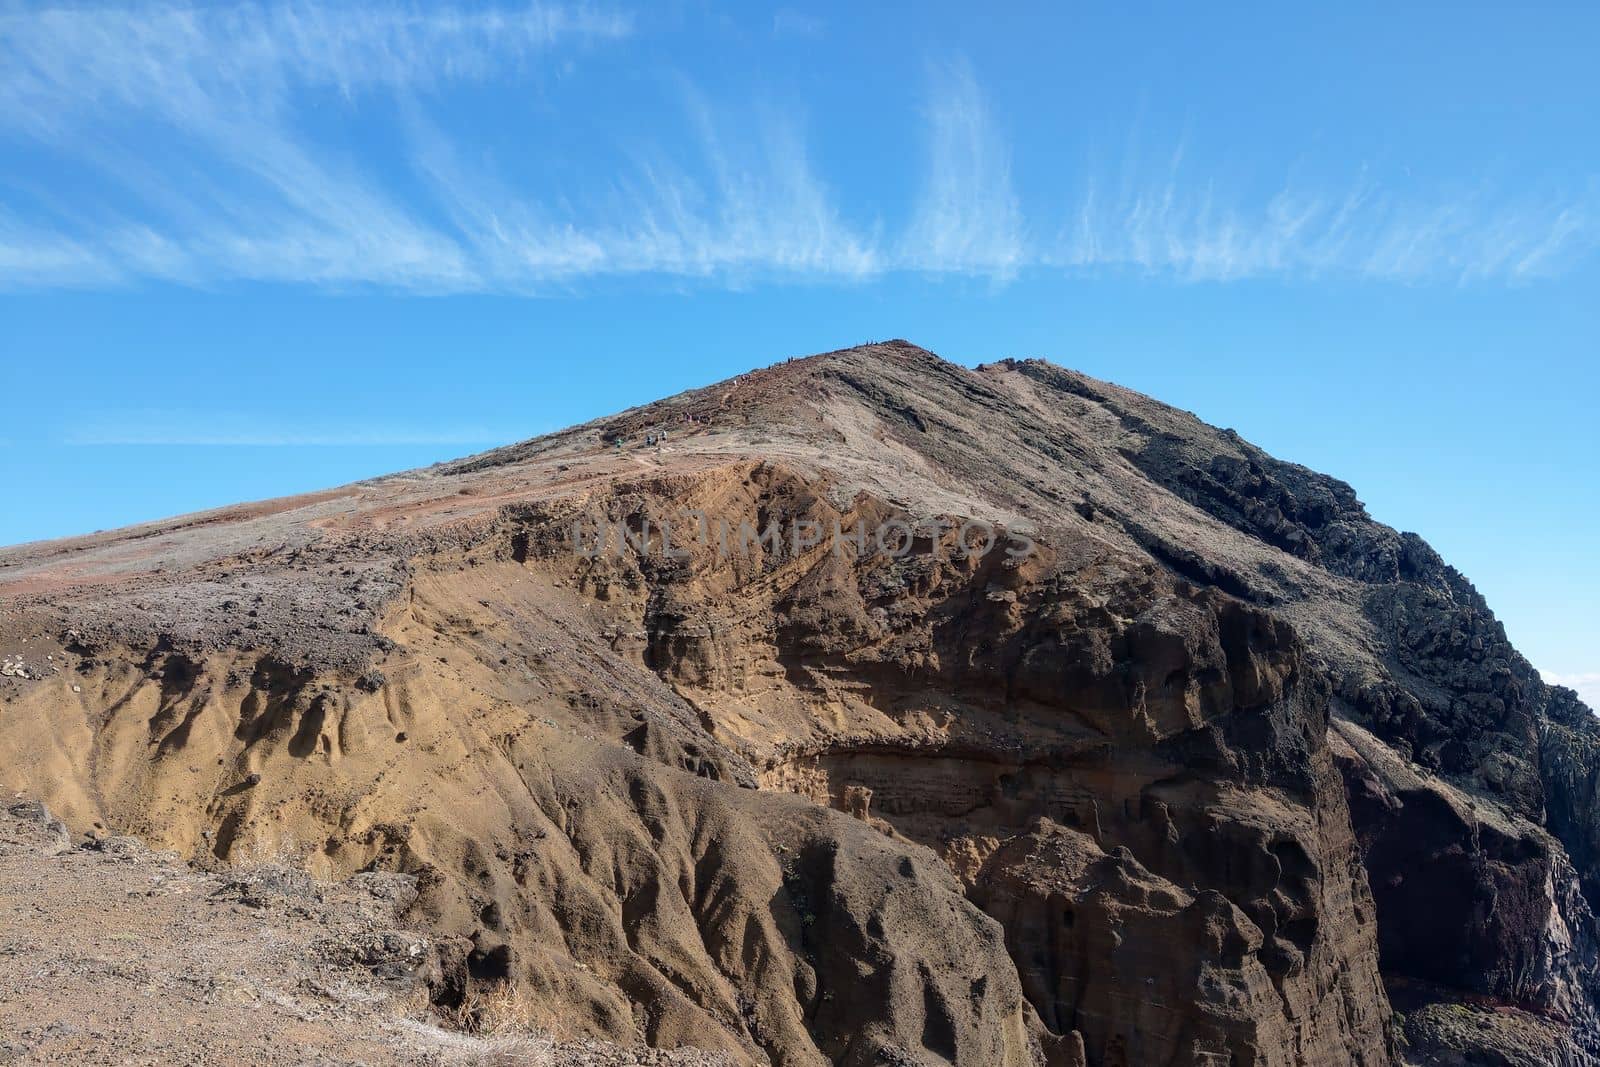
[0,340,1593,1066]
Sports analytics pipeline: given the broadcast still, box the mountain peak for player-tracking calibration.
[2,342,1596,1065]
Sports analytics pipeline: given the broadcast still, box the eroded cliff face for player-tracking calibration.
[0,340,1594,1065]
[504,466,1394,1064]
[983,357,1600,1062]
[0,630,1037,1065]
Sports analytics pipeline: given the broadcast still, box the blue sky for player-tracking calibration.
[0,2,1595,703]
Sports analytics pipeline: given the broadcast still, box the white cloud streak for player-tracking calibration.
[0,2,620,289]
[0,2,630,291]
[899,59,1024,279]
[0,214,122,287]
[405,89,881,285]
[0,8,1594,292]
[0,1,888,290]
[0,3,632,129]
[1055,164,1599,284]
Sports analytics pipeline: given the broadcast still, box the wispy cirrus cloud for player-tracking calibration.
[0,1,627,290]
[1054,151,1599,284]
[0,5,1594,292]
[0,1,885,290]
[0,3,633,128]
[0,214,122,287]
[403,85,882,286]
[898,59,1024,279]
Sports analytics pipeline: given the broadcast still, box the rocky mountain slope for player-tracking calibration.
[0,340,1594,1066]
[0,795,731,1066]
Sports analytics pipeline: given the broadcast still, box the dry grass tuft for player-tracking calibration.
[442,1034,556,1067]
[444,980,545,1038]
[473,981,538,1035]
